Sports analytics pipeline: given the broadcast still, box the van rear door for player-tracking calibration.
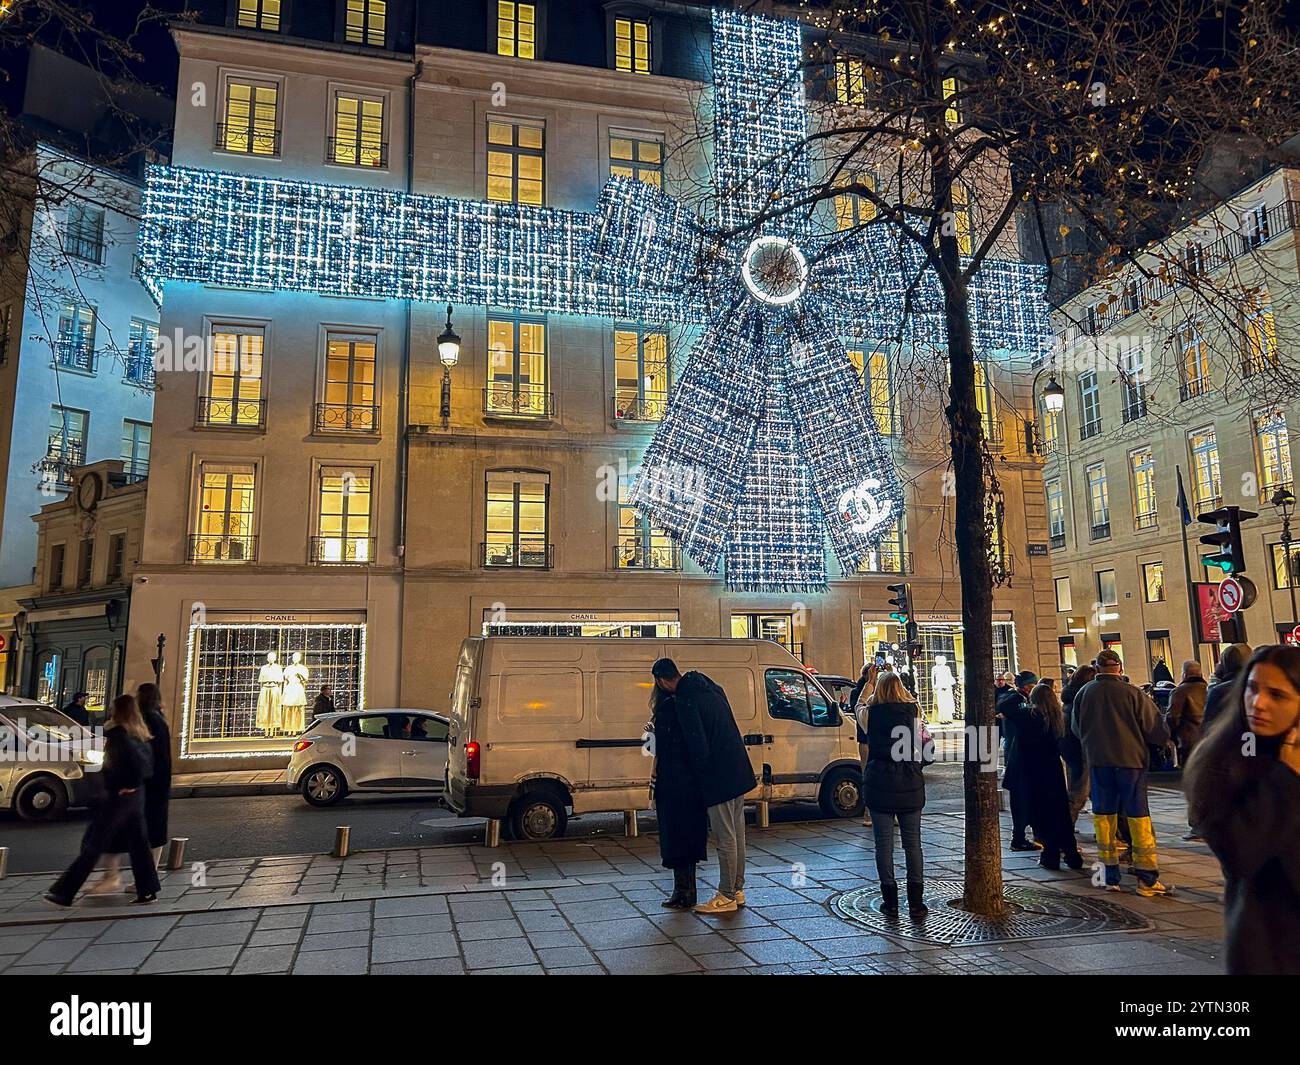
[445,639,482,788]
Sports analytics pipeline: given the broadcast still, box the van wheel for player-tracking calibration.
[818,767,864,819]
[509,791,568,841]
[15,775,69,821]
[301,766,347,807]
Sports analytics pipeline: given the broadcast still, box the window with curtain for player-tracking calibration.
[237,0,280,31]
[203,327,265,427]
[1253,407,1292,496]
[486,315,549,416]
[1178,319,1211,399]
[1188,426,1222,511]
[221,78,279,155]
[484,471,550,567]
[344,0,386,47]
[315,467,373,564]
[192,464,257,562]
[320,333,378,431]
[614,16,650,73]
[616,475,677,569]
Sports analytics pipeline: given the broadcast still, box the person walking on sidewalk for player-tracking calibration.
[1060,664,1097,827]
[1072,649,1172,896]
[859,671,929,920]
[646,685,708,910]
[1167,661,1208,842]
[1002,682,1083,871]
[44,694,161,908]
[1202,643,1251,730]
[1186,645,1300,975]
[651,658,756,915]
[998,671,1041,851]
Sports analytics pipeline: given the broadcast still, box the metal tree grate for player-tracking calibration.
[832,878,1152,946]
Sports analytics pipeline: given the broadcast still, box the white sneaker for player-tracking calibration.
[84,877,124,896]
[694,893,739,914]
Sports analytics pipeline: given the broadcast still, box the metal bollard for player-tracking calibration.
[623,810,638,838]
[332,825,350,859]
[165,837,189,871]
[755,801,770,829]
[998,792,1008,812]
[485,819,502,848]
[0,846,8,879]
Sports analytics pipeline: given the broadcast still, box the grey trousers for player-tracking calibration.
[707,796,747,899]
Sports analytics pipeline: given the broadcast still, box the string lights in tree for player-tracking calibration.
[138,6,1050,593]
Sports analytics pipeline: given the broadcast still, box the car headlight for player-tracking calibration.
[78,748,105,767]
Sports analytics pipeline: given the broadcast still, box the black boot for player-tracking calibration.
[662,865,696,909]
[880,881,899,917]
[907,881,929,921]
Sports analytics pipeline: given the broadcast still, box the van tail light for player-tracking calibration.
[293,740,314,753]
[465,740,480,781]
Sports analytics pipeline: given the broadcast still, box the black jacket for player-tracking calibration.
[102,727,153,796]
[61,701,90,726]
[312,694,336,719]
[673,671,756,808]
[998,686,1031,788]
[651,696,708,869]
[999,702,1077,855]
[1201,678,1238,730]
[142,708,171,847]
[1197,757,1300,974]
[860,700,926,814]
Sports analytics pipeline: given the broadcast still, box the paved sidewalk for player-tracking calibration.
[0,786,1226,975]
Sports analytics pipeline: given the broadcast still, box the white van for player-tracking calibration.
[443,637,865,840]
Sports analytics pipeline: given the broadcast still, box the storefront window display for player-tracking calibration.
[862,617,1017,727]
[482,609,680,638]
[183,616,365,754]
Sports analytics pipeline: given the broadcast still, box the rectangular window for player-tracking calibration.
[484,470,550,568]
[330,92,386,168]
[1188,426,1221,512]
[237,0,281,30]
[1183,242,1206,277]
[487,119,544,205]
[314,467,374,564]
[65,203,105,263]
[76,539,94,589]
[121,420,151,482]
[1119,338,1147,423]
[1046,478,1066,547]
[833,170,877,231]
[1241,203,1270,250]
[49,544,65,592]
[1096,569,1118,608]
[191,464,257,562]
[1271,542,1300,590]
[974,360,998,444]
[486,314,549,417]
[42,407,87,488]
[1147,632,1173,681]
[1078,371,1101,439]
[1040,399,1060,454]
[1143,561,1166,603]
[616,475,677,569]
[834,55,869,105]
[319,333,378,432]
[126,318,158,388]
[613,326,669,422]
[1130,446,1157,529]
[1178,320,1210,400]
[1059,636,1078,669]
[846,348,894,436]
[1054,576,1072,612]
[220,78,279,155]
[1253,407,1292,497]
[1242,288,1279,376]
[943,76,961,126]
[202,326,265,428]
[496,1,536,59]
[55,302,96,373]
[106,532,127,584]
[614,16,650,73]
[344,0,386,47]
[952,183,974,256]
[1123,280,1141,315]
[609,131,663,188]
[859,518,908,574]
[1086,462,1110,540]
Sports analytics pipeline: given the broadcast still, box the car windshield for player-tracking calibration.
[0,704,79,742]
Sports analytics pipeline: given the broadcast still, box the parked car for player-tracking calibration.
[443,637,866,841]
[287,709,451,807]
[0,695,101,821]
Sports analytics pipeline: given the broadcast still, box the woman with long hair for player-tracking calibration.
[1185,645,1300,974]
[859,671,928,920]
[646,682,708,909]
[45,694,161,907]
[1005,683,1083,871]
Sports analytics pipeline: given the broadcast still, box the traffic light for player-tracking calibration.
[887,582,912,624]
[1198,506,1257,575]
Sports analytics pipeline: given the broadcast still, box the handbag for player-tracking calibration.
[915,714,936,766]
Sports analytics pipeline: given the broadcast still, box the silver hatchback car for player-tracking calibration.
[287,709,450,807]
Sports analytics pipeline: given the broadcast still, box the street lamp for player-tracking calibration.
[437,304,461,428]
[1272,486,1298,629]
[1041,375,1065,412]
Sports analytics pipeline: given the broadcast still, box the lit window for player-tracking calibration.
[319,333,378,432]
[1271,542,1300,590]
[614,16,651,73]
[1178,320,1210,400]
[487,120,544,205]
[315,467,373,564]
[858,518,907,574]
[192,463,256,562]
[973,359,997,442]
[1086,462,1110,539]
[237,0,280,31]
[616,475,677,569]
[943,76,961,126]
[486,315,549,417]
[951,183,973,256]
[344,0,386,47]
[609,132,663,187]
[846,347,894,436]
[55,302,96,372]
[1188,426,1221,512]
[221,79,279,155]
[1242,288,1278,376]
[1253,407,1292,496]
[202,327,265,428]
[1143,562,1165,603]
[614,326,669,422]
[1130,447,1157,529]
[497,1,536,60]
[835,55,869,105]
[833,170,877,231]
[331,93,386,168]
[485,470,550,567]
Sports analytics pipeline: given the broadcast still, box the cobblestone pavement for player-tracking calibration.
[0,786,1225,975]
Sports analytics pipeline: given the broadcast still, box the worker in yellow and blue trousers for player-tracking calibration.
[1070,649,1175,897]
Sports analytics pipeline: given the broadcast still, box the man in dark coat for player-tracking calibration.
[311,685,336,721]
[60,692,90,726]
[998,671,1040,851]
[652,657,756,915]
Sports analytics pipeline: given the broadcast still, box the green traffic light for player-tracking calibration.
[1201,555,1235,573]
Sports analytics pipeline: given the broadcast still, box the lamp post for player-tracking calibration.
[437,304,461,429]
[1026,367,1065,455]
[1273,487,1298,629]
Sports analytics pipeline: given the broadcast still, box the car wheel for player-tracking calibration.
[509,790,568,841]
[301,765,347,807]
[15,775,70,822]
[818,767,864,819]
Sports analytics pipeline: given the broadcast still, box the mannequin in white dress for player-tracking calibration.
[280,652,309,735]
[255,652,284,733]
[931,654,957,725]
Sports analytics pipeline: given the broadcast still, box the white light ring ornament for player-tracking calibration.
[740,235,809,306]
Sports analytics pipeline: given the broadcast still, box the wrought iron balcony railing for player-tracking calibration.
[482,539,553,569]
[53,337,95,373]
[859,549,912,575]
[1180,376,1211,401]
[310,536,376,565]
[1135,511,1158,531]
[188,533,256,563]
[315,403,379,433]
[215,122,281,156]
[1090,521,1111,541]
[613,391,668,423]
[613,541,682,571]
[484,384,554,419]
[36,447,84,488]
[1050,532,1067,550]
[197,395,266,430]
[326,136,388,169]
